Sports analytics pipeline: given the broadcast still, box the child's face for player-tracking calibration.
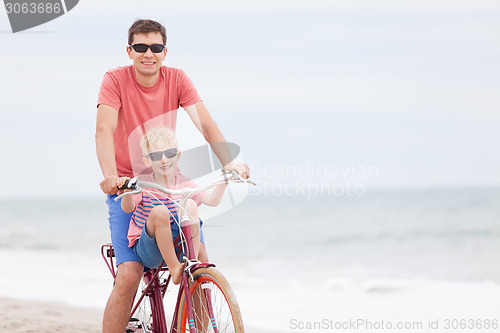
[143,140,180,178]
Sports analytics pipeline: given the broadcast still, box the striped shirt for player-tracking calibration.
[127,171,203,247]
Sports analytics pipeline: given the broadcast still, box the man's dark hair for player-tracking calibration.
[128,19,167,45]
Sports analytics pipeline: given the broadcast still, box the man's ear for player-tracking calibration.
[177,150,181,161]
[127,46,132,59]
[143,156,151,168]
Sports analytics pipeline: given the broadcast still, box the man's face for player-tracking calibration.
[127,32,166,78]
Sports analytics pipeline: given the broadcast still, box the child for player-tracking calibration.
[117,127,227,284]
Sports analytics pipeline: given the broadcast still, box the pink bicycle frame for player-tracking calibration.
[101,221,216,333]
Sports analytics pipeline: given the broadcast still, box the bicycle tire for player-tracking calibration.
[176,267,244,333]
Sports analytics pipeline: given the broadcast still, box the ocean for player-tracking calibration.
[1,187,500,332]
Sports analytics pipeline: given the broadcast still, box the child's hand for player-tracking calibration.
[116,177,131,194]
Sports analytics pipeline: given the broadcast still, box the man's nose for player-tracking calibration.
[144,47,154,57]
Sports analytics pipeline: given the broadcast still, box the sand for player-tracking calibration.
[0,298,102,333]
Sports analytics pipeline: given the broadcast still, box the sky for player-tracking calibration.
[1,0,499,198]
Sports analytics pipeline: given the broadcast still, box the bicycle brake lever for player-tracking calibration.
[114,189,142,201]
[246,179,257,186]
[226,170,256,186]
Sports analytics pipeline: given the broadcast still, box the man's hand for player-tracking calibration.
[116,177,132,195]
[100,175,119,195]
[224,163,250,179]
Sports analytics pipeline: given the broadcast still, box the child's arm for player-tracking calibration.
[200,182,227,207]
[117,177,136,213]
[121,193,136,213]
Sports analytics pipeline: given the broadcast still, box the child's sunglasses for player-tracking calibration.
[129,43,166,53]
[148,148,178,161]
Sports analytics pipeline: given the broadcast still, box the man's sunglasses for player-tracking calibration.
[129,43,166,53]
[147,148,178,161]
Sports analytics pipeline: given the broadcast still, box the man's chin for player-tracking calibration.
[137,66,161,76]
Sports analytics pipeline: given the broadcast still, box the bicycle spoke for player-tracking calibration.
[178,268,243,333]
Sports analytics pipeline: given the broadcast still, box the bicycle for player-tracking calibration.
[101,171,255,333]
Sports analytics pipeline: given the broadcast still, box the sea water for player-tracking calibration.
[1,187,500,332]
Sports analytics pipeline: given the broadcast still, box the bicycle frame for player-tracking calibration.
[102,172,252,333]
[101,202,216,333]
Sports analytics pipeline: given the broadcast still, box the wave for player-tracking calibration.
[323,228,500,245]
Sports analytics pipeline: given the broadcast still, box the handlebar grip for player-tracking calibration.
[117,179,129,190]
[117,178,137,190]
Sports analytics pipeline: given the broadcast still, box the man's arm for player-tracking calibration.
[184,101,250,178]
[96,104,120,194]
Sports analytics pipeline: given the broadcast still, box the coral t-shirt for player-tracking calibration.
[97,65,202,177]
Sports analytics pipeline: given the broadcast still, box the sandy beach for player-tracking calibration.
[0,298,102,333]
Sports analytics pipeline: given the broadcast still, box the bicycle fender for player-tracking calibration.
[190,262,216,273]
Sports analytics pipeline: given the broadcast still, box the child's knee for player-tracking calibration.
[185,199,200,230]
[149,205,171,224]
[186,199,198,216]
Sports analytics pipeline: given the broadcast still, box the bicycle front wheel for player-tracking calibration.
[176,267,244,333]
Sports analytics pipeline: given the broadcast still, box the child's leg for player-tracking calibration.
[184,199,201,259]
[146,206,184,284]
[199,243,209,263]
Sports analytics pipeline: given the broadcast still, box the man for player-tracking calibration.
[96,19,248,333]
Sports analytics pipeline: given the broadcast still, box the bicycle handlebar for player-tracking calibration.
[115,170,255,202]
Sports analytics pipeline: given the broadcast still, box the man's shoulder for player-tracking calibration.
[105,65,134,79]
[161,66,188,78]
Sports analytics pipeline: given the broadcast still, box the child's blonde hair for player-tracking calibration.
[140,127,178,156]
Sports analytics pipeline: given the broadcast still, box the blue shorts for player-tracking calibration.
[106,194,204,267]
[132,215,204,268]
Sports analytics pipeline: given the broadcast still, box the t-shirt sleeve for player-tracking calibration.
[174,172,203,206]
[178,70,202,108]
[185,179,203,206]
[97,72,121,111]
[191,191,204,206]
[133,192,143,208]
